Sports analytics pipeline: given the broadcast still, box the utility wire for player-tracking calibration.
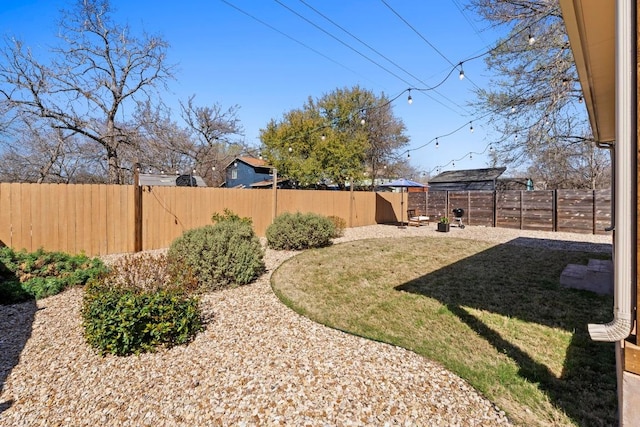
[381,0,482,91]
[297,0,470,115]
[219,0,369,83]
[450,0,488,45]
[274,0,416,88]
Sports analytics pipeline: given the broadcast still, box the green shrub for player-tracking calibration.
[82,281,202,356]
[0,247,107,304]
[266,212,336,250]
[211,208,253,226]
[82,253,202,356]
[327,215,346,238]
[167,218,265,291]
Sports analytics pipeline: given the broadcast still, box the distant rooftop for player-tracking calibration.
[138,173,207,187]
[429,167,507,183]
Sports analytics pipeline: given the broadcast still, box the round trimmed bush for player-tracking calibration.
[266,212,336,250]
[167,219,265,291]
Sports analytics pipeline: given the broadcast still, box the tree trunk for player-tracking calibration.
[107,144,120,184]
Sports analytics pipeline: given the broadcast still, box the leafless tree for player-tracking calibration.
[180,96,245,186]
[0,115,106,183]
[127,97,245,186]
[469,0,610,188]
[0,0,174,184]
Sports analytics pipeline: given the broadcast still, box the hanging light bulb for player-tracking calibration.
[407,89,413,105]
[452,161,456,167]
[288,146,293,153]
[469,122,474,133]
[511,105,516,113]
[321,134,326,141]
[578,96,583,103]
[489,145,494,152]
[435,138,439,148]
[528,33,535,45]
[469,153,473,160]
[459,64,465,80]
[407,152,411,159]
[360,118,366,125]
[514,134,519,141]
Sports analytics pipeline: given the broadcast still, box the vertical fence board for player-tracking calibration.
[81,185,94,255]
[64,185,78,254]
[29,184,43,251]
[0,183,11,247]
[8,184,20,249]
[20,184,33,251]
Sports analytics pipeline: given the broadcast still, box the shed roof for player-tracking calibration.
[138,173,207,187]
[429,167,506,183]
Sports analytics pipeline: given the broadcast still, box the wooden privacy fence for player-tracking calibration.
[408,189,612,234]
[0,183,399,256]
[0,183,611,256]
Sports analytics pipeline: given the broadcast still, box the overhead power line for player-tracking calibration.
[219,0,370,83]
[296,0,469,114]
[380,0,482,91]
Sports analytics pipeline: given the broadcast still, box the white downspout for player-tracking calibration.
[588,0,637,342]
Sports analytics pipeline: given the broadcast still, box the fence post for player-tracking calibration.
[493,191,497,228]
[552,189,558,232]
[349,179,354,227]
[445,191,450,219]
[467,191,471,225]
[133,164,142,253]
[272,168,278,223]
[592,189,597,234]
[520,190,524,230]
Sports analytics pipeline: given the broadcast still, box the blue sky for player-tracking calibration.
[0,0,511,176]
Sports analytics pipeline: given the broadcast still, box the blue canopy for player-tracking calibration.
[380,178,426,188]
[379,178,425,228]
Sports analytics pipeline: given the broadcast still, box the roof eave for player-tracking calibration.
[559,0,616,143]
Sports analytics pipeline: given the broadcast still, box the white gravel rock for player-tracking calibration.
[0,225,611,426]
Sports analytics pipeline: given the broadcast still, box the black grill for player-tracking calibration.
[452,208,465,228]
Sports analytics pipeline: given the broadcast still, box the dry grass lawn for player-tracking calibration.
[271,237,616,427]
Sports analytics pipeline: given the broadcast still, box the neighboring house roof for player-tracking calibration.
[224,156,271,170]
[138,173,207,187]
[429,167,507,184]
[249,177,289,188]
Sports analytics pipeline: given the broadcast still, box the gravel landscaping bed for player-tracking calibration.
[0,225,611,426]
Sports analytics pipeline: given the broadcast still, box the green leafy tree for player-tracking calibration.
[260,86,408,189]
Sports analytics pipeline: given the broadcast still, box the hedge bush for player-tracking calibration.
[0,247,107,304]
[82,283,202,356]
[82,253,202,356]
[266,212,336,250]
[167,215,265,291]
